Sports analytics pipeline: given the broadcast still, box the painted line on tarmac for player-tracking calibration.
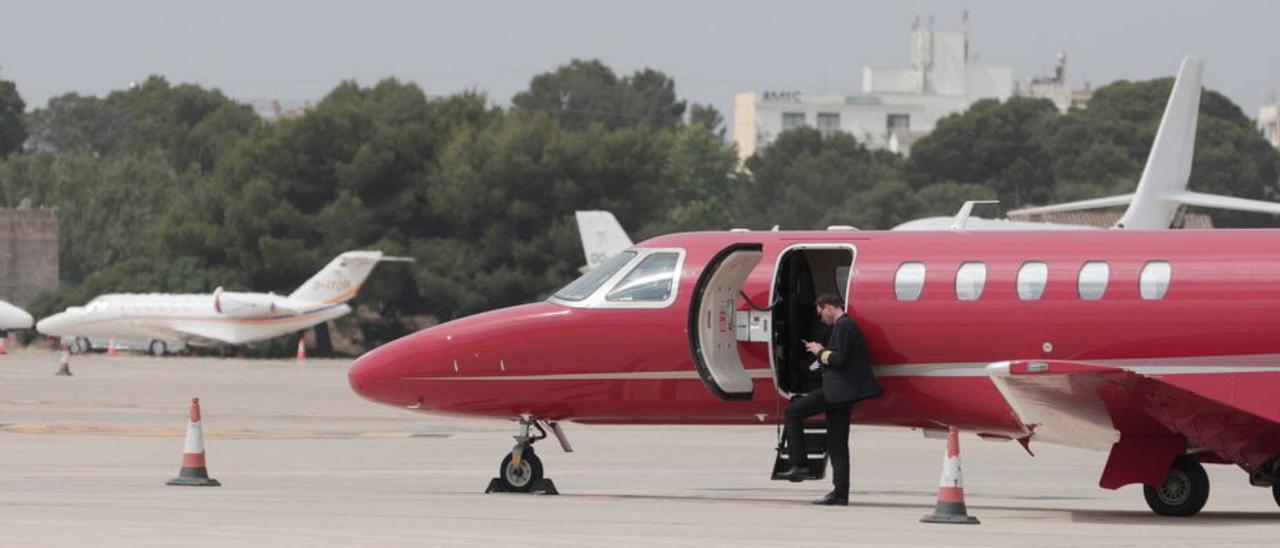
[0,423,426,439]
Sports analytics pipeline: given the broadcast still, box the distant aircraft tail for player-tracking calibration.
[1008,56,1280,228]
[575,211,633,271]
[288,251,411,304]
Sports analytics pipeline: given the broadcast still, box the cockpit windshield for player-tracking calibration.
[606,252,679,302]
[553,251,637,301]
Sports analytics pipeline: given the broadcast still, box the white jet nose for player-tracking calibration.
[35,312,70,335]
[0,300,34,330]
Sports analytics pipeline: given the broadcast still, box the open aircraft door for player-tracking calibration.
[689,243,763,401]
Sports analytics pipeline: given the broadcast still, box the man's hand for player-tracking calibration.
[804,340,825,355]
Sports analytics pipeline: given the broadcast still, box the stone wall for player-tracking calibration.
[0,209,59,306]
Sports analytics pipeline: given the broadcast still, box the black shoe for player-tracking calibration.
[810,492,848,506]
[782,465,808,482]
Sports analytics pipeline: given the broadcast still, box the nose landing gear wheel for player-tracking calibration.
[484,417,560,495]
[498,448,544,492]
[1143,456,1209,516]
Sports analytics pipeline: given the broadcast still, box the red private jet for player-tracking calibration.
[350,228,1280,516]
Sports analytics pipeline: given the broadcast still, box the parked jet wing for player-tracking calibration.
[1165,191,1280,217]
[151,322,237,345]
[986,359,1280,486]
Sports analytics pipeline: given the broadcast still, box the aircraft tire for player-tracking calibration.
[498,447,543,492]
[1143,456,1209,517]
[1272,483,1279,508]
[74,337,92,355]
[149,340,168,357]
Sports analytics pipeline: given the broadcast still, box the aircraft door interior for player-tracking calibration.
[771,246,855,396]
[689,244,764,401]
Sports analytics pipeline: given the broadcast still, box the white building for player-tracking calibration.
[243,98,313,120]
[1261,97,1280,149]
[734,14,1076,162]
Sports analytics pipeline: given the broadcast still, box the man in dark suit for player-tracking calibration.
[781,293,884,505]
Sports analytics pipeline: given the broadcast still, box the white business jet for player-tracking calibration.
[36,251,409,355]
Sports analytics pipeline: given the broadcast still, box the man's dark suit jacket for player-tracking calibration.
[818,314,884,404]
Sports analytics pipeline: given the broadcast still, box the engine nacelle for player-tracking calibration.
[213,288,294,318]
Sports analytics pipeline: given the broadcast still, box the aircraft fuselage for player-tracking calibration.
[350,229,1280,487]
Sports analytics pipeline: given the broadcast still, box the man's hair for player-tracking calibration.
[815,293,844,310]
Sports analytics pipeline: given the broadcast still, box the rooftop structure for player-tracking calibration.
[733,13,1090,162]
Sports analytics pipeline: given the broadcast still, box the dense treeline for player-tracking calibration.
[0,61,1276,353]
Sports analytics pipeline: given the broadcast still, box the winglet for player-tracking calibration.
[950,200,999,231]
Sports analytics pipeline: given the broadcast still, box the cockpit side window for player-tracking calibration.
[607,252,679,302]
[553,251,636,301]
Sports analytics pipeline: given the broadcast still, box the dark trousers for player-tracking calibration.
[785,391,854,496]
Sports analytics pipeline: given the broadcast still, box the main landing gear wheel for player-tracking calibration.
[498,448,544,492]
[149,340,168,357]
[1144,456,1210,517]
[1272,483,1279,508]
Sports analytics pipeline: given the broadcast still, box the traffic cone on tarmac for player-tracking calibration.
[295,337,306,361]
[920,426,980,524]
[55,344,73,376]
[107,338,118,357]
[167,398,220,487]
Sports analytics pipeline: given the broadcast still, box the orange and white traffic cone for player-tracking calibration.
[55,344,73,376]
[107,338,118,357]
[167,398,220,486]
[920,426,980,524]
[295,337,306,361]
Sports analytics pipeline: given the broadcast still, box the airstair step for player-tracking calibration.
[770,423,828,481]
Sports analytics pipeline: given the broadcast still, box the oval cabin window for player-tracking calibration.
[954,262,987,301]
[1017,261,1048,300]
[1139,261,1171,300]
[1077,261,1110,301]
[894,262,926,301]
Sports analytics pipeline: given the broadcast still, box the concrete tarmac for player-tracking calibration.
[1,351,1276,547]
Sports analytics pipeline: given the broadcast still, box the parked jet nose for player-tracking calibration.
[348,317,464,408]
[34,311,71,335]
[349,302,570,411]
[348,339,413,407]
[0,301,34,330]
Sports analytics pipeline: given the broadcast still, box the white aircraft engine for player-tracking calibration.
[213,288,293,318]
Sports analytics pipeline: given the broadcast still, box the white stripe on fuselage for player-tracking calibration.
[401,354,1280,382]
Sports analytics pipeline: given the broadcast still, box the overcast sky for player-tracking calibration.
[4,0,1278,123]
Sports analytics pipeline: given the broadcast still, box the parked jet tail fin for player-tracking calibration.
[1008,56,1280,228]
[1006,56,1203,227]
[288,251,406,304]
[1114,56,1203,229]
[575,210,633,272]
